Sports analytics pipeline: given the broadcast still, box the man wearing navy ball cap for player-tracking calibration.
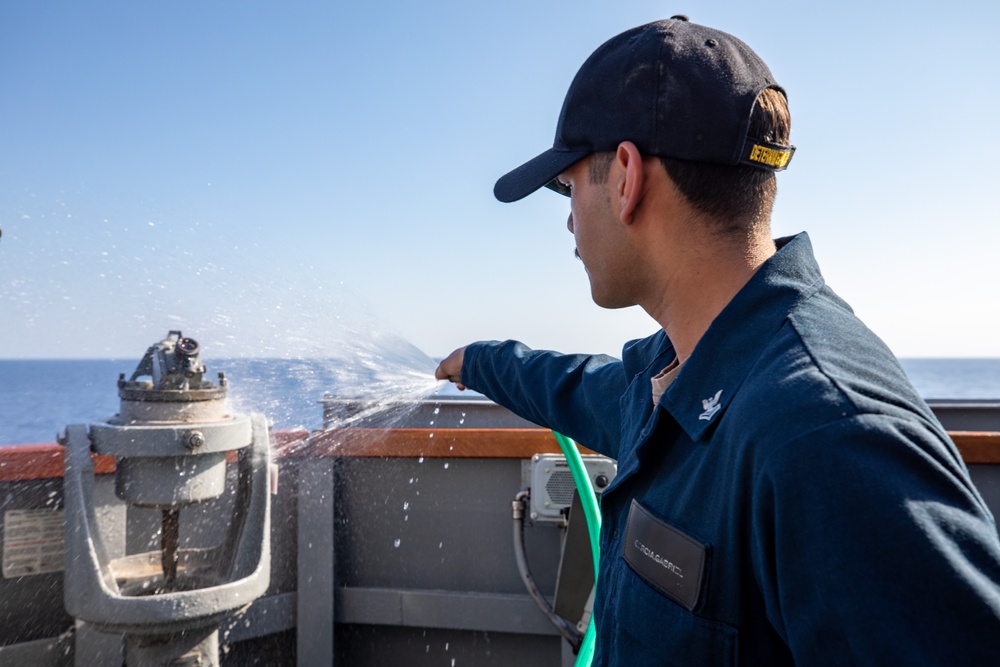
[437,16,1000,664]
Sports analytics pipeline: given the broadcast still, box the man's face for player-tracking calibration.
[556,156,635,309]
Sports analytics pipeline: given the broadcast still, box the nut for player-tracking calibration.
[184,430,206,451]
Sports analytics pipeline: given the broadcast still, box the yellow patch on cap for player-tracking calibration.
[748,143,792,169]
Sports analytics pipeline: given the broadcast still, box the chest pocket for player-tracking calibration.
[622,500,706,610]
[613,501,738,666]
[615,563,739,666]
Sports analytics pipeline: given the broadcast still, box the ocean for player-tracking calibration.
[1,358,999,445]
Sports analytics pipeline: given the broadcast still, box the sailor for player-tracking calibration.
[436,15,1000,665]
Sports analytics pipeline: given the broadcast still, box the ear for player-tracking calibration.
[616,141,644,224]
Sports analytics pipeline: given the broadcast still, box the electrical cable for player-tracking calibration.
[509,431,602,666]
[512,490,583,650]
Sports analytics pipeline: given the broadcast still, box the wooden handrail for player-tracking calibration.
[0,443,115,483]
[301,428,596,459]
[949,431,1000,464]
[1,428,997,481]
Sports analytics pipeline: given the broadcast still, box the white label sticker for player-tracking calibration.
[3,509,65,578]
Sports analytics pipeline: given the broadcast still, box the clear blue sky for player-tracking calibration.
[1,1,998,361]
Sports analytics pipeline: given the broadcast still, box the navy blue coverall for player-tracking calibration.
[461,233,1000,665]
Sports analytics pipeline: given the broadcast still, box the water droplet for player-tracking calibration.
[418,456,424,463]
[443,462,449,469]
[433,407,441,415]
[393,538,401,548]
[403,502,409,510]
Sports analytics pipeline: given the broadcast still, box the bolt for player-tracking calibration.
[594,474,610,489]
[184,430,205,451]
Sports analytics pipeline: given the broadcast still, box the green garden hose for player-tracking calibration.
[552,431,601,667]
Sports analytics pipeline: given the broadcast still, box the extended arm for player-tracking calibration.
[437,340,626,458]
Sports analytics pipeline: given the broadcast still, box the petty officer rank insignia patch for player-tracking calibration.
[699,390,723,421]
[622,500,707,611]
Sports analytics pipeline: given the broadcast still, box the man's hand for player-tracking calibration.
[435,346,468,390]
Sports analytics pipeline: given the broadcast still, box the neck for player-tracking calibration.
[641,227,775,363]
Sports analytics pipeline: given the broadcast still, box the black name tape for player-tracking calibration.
[622,499,707,611]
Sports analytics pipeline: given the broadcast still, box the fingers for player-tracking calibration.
[434,366,467,390]
[434,345,469,390]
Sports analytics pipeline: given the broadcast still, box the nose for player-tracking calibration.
[566,211,574,234]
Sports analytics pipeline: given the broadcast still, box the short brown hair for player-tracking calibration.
[585,88,790,234]
[588,151,615,185]
[660,87,791,234]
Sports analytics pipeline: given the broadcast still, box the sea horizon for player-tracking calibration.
[2,357,999,445]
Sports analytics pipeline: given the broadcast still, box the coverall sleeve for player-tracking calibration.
[462,340,626,459]
[752,414,1000,665]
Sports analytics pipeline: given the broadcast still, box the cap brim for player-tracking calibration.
[493,148,591,203]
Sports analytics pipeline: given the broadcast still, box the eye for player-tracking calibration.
[548,178,572,197]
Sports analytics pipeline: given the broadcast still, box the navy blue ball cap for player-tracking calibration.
[494,16,794,203]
